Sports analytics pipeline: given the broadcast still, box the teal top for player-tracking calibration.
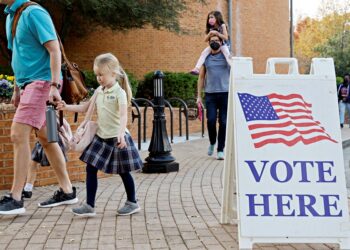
[5,0,58,87]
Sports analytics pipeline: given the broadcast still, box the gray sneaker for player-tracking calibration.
[71,203,96,217]
[117,201,141,216]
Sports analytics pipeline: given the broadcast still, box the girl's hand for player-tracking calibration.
[56,100,67,110]
[196,96,202,104]
[116,133,127,149]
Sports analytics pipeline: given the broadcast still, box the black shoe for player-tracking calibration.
[38,187,78,208]
[22,190,32,199]
[0,195,25,215]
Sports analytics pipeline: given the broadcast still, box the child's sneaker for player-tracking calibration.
[208,144,215,156]
[72,203,96,217]
[117,201,140,216]
[190,68,200,75]
[217,151,224,160]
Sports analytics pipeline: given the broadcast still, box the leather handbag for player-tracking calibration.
[70,88,100,152]
[60,41,88,104]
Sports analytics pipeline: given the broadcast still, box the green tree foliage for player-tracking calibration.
[0,0,204,62]
[294,0,350,76]
[315,31,350,77]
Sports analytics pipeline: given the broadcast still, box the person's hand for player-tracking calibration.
[116,133,127,149]
[49,86,61,104]
[209,30,219,36]
[208,30,216,36]
[11,90,20,107]
[196,96,203,104]
[56,100,67,111]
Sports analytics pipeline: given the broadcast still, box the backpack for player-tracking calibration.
[12,2,88,105]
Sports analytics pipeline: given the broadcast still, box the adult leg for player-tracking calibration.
[25,161,39,187]
[119,172,136,203]
[217,93,229,152]
[346,103,350,126]
[86,164,98,207]
[205,93,218,146]
[23,161,39,198]
[10,122,33,201]
[339,101,345,127]
[36,126,72,193]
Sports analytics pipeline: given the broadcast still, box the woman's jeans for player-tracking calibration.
[339,101,350,125]
[205,92,229,152]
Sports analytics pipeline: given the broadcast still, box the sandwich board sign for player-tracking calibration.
[221,58,350,249]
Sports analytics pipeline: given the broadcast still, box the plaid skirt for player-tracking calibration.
[80,133,143,174]
[31,139,67,166]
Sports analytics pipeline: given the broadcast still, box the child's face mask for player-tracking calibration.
[208,16,216,26]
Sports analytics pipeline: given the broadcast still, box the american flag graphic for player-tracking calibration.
[238,93,337,148]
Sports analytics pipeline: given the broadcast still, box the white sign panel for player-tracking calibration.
[222,58,350,249]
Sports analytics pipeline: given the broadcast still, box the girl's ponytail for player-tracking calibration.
[119,67,132,106]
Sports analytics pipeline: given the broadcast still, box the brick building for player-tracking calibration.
[64,0,290,78]
[0,1,290,77]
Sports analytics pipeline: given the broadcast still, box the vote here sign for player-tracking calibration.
[231,58,350,248]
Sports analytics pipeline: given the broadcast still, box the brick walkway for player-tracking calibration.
[0,136,347,250]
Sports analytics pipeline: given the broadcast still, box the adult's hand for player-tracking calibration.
[11,90,20,107]
[49,86,62,104]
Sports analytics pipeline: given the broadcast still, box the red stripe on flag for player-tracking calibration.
[254,135,338,148]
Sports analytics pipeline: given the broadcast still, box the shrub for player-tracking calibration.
[136,71,198,101]
[336,76,344,85]
[0,74,14,102]
[83,70,139,97]
[0,65,13,76]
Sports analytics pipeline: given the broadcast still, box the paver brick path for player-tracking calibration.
[0,138,342,249]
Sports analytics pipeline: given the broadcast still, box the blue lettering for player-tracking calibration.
[275,194,295,216]
[296,194,320,217]
[271,160,293,183]
[246,194,343,217]
[246,194,272,216]
[321,194,342,217]
[293,161,314,183]
[316,161,336,183]
[245,160,269,182]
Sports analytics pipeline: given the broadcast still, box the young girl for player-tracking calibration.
[57,53,143,217]
[190,11,231,75]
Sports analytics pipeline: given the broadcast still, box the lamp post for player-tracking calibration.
[143,71,179,173]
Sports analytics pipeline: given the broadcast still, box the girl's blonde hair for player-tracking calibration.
[94,53,132,105]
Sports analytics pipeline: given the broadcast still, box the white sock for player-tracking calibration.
[24,183,33,192]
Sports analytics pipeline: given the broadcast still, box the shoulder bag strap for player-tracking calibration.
[84,87,101,121]
[11,1,71,66]
[12,2,39,40]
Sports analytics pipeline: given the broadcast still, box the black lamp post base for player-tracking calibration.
[142,161,179,173]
